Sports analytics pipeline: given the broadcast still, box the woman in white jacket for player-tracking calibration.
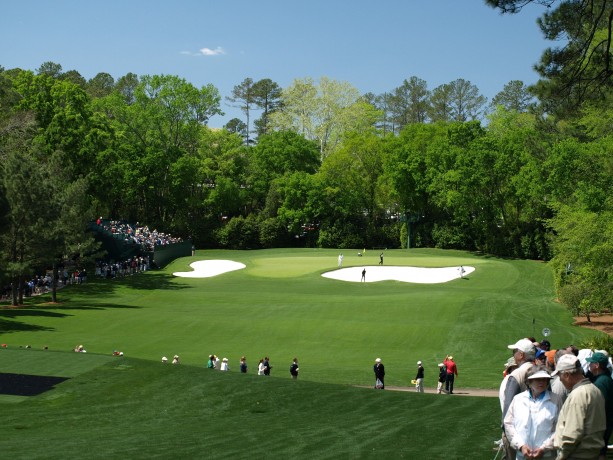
[504,367,563,459]
[257,358,265,375]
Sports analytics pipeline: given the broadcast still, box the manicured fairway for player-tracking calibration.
[0,249,602,459]
[0,248,595,389]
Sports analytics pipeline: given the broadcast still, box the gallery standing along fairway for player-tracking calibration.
[0,249,601,459]
[0,248,594,389]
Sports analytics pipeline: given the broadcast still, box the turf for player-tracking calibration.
[0,248,602,458]
[1,352,501,459]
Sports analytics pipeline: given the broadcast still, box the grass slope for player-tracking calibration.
[0,249,595,389]
[1,351,500,459]
[0,249,602,459]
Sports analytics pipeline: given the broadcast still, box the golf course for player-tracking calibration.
[0,248,602,459]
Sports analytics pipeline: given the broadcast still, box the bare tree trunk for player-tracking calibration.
[51,261,58,303]
[11,275,18,307]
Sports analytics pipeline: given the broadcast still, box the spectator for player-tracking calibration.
[415,361,424,393]
[501,338,536,460]
[550,349,570,404]
[504,367,562,460]
[444,355,458,394]
[553,354,606,459]
[437,362,447,394]
[374,358,385,389]
[263,357,271,376]
[586,352,613,460]
[290,358,299,380]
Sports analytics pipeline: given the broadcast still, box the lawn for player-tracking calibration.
[0,248,601,458]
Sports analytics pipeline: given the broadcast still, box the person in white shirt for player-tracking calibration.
[504,367,562,459]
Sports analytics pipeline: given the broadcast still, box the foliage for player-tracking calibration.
[548,206,612,320]
[577,334,613,356]
[215,215,260,249]
[269,76,380,158]
[487,0,613,117]
[490,80,534,112]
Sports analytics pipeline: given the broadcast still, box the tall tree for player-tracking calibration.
[270,77,379,158]
[362,92,395,136]
[226,78,255,144]
[93,74,223,227]
[61,70,87,88]
[428,83,453,122]
[486,0,613,116]
[389,76,430,129]
[490,80,534,112]
[224,117,248,138]
[448,78,487,122]
[87,72,115,98]
[36,61,63,78]
[115,72,139,104]
[252,78,282,137]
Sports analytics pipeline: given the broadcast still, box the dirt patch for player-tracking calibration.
[573,314,613,336]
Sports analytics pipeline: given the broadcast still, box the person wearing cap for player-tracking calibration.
[551,350,570,405]
[289,358,299,380]
[220,357,229,371]
[553,353,606,460]
[540,340,551,352]
[263,356,271,376]
[501,338,536,460]
[415,361,424,393]
[500,357,520,412]
[504,366,562,460]
[586,352,613,459]
[373,358,385,389]
[437,362,447,394]
[444,355,458,394]
[535,349,548,367]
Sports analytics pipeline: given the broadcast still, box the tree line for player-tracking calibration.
[0,0,611,315]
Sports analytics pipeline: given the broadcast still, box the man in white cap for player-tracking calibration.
[373,358,385,389]
[501,338,536,460]
[415,361,424,393]
[553,353,606,460]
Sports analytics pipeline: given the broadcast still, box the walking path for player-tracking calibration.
[357,385,499,397]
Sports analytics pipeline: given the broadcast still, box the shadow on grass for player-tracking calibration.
[0,318,56,333]
[0,372,69,396]
[121,271,189,291]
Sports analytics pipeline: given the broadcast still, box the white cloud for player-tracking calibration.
[180,47,226,57]
[199,46,225,56]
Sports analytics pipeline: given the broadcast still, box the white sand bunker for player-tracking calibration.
[173,260,246,278]
[322,266,475,284]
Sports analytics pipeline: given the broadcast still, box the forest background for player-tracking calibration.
[0,1,611,318]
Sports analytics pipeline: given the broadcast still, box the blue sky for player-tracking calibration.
[1,1,551,127]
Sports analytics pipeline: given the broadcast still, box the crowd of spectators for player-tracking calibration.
[96,217,182,252]
[95,256,149,279]
[1,269,87,300]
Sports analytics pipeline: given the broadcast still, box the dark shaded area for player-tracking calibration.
[0,372,69,396]
[0,318,56,334]
[120,272,190,292]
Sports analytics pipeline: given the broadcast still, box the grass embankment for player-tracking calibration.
[0,248,601,458]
